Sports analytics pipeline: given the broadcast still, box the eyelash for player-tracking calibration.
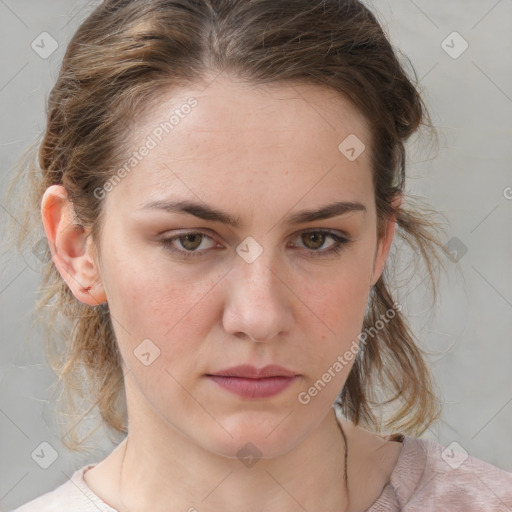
[158,229,351,260]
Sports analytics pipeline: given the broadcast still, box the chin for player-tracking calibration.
[202,414,303,461]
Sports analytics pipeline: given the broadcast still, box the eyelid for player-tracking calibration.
[298,227,352,240]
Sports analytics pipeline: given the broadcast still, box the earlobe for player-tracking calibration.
[40,184,106,306]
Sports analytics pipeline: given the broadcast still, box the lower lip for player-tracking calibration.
[206,375,298,398]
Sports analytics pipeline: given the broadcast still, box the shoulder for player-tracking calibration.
[379,436,512,511]
[9,464,118,512]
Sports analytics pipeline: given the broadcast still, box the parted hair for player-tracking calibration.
[4,0,450,451]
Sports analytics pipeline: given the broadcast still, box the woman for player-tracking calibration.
[6,0,512,510]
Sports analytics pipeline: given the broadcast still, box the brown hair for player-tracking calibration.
[4,0,451,452]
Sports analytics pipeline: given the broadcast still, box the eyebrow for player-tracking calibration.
[141,199,367,227]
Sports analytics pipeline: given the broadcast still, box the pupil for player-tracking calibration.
[182,234,201,250]
[305,233,324,249]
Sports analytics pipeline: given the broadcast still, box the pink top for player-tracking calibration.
[11,436,512,511]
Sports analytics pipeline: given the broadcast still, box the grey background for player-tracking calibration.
[1,0,511,509]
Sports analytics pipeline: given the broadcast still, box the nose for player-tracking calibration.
[222,252,294,343]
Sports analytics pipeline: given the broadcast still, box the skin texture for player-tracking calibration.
[41,75,403,512]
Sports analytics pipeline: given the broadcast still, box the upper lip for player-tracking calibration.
[207,365,298,378]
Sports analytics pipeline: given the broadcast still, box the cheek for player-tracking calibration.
[300,278,369,376]
[294,275,370,401]
[292,252,373,385]
[297,254,372,334]
[105,252,223,366]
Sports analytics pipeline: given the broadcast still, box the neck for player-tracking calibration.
[114,407,349,512]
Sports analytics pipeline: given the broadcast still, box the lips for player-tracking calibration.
[206,364,297,379]
[205,365,299,399]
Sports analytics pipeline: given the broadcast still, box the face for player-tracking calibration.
[43,76,398,460]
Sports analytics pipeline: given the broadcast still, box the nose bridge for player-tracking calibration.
[234,232,277,283]
[235,243,282,305]
[223,241,294,341]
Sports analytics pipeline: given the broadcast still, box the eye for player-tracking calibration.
[291,229,351,258]
[158,229,352,260]
[159,231,218,259]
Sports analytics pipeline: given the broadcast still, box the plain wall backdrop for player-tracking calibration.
[1,0,511,509]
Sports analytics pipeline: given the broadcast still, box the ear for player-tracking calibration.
[40,184,106,306]
[369,193,402,287]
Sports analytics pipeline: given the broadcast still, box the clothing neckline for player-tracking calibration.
[366,434,427,509]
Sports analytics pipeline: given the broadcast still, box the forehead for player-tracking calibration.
[135,76,370,155]
[109,77,373,211]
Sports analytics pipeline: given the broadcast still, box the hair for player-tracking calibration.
[4,0,452,452]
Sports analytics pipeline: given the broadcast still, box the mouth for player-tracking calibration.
[205,374,299,399]
[207,364,298,379]
[205,364,299,399]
